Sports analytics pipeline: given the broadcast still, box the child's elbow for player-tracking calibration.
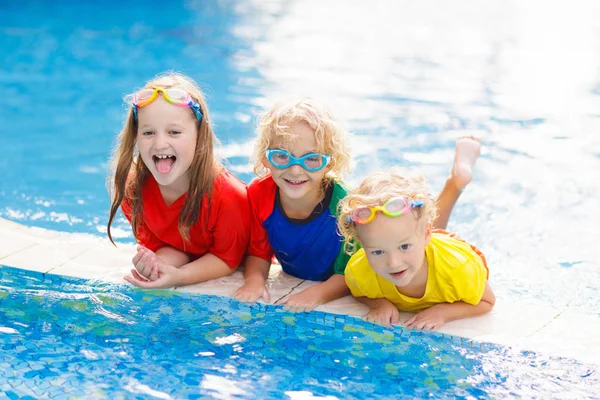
[484,297,495,311]
[481,293,495,313]
[481,282,496,310]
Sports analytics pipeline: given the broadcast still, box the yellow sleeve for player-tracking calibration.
[344,249,382,299]
[450,256,488,305]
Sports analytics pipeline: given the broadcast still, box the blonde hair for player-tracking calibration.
[338,169,437,253]
[107,72,221,245]
[251,97,351,179]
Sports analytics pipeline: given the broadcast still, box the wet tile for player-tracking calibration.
[519,311,600,364]
[65,242,135,268]
[318,295,369,318]
[1,241,96,273]
[0,218,26,233]
[0,219,63,242]
[436,300,561,343]
[178,264,305,306]
[177,270,247,297]
[16,226,61,241]
[54,258,132,284]
[266,266,304,303]
[0,235,38,261]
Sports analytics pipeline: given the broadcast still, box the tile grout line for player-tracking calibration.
[273,280,306,304]
[45,247,97,274]
[0,242,39,261]
[525,303,572,338]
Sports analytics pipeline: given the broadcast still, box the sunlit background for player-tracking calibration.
[1,0,599,316]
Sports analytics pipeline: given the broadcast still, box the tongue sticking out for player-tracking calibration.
[156,157,175,174]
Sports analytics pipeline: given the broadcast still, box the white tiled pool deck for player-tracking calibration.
[1,217,599,365]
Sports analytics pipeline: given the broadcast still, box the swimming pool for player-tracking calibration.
[1,0,600,397]
[2,0,599,316]
[1,265,598,399]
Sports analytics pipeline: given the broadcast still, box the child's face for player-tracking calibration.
[265,123,330,203]
[356,213,431,288]
[136,96,198,193]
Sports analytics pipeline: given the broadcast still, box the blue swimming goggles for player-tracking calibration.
[265,148,331,172]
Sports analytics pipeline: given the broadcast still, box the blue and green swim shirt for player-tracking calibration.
[247,175,352,281]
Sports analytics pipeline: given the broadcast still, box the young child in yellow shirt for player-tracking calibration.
[338,169,495,330]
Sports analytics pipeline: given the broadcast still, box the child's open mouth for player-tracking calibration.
[390,270,407,279]
[284,178,308,187]
[153,155,176,174]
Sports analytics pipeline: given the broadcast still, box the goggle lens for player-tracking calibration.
[350,207,373,223]
[266,149,330,172]
[270,152,290,166]
[348,197,424,224]
[384,197,410,214]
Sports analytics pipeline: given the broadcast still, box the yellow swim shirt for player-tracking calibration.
[345,230,489,312]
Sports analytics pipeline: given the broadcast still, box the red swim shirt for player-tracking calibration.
[121,170,250,268]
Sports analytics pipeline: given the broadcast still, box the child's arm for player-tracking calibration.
[155,246,191,267]
[124,250,235,289]
[405,281,495,330]
[280,274,349,312]
[233,255,271,302]
[356,297,401,326]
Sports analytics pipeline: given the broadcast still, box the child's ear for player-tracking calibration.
[424,223,433,245]
[262,155,271,171]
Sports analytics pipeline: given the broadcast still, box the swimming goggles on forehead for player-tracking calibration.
[131,87,203,122]
[265,148,331,172]
[347,196,424,224]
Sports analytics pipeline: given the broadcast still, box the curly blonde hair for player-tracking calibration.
[338,169,437,253]
[251,97,351,179]
[107,72,221,245]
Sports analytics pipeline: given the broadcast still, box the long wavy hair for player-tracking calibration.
[107,72,221,245]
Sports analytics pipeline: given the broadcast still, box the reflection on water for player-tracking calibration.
[0,1,599,312]
[0,266,598,399]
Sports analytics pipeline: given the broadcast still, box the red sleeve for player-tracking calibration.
[121,195,166,252]
[208,173,251,269]
[247,176,276,261]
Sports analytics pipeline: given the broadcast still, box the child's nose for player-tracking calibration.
[387,252,403,269]
[288,163,304,175]
[154,132,170,149]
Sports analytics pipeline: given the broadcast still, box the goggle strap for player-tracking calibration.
[190,102,203,122]
[131,101,203,123]
[411,200,424,208]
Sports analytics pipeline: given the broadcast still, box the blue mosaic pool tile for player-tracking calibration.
[1,264,600,399]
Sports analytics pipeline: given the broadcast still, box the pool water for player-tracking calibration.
[1,1,600,397]
[0,266,598,399]
[1,0,599,316]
